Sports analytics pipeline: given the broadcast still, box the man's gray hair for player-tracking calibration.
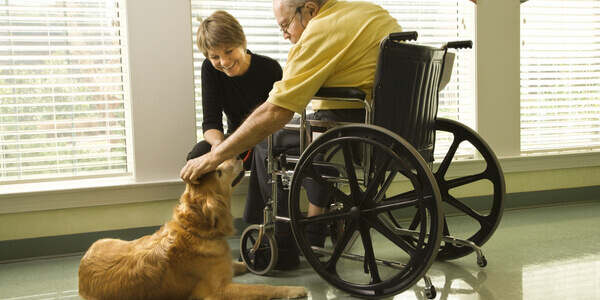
[280,0,326,12]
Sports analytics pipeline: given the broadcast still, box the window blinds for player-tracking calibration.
[0,0,131,182]
[521,0,600,154]
[190,0,475,158]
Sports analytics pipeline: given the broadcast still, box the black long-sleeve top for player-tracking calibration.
[201,50,283,134]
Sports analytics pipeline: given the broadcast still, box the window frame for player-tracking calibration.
[520,0,600,155]
[0,0,134,183]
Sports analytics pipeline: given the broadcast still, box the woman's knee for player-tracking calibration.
[186,140,212,160]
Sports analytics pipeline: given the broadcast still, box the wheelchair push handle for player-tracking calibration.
[445,40,473,50]
[388,31,418,42]
[387,32,471,51]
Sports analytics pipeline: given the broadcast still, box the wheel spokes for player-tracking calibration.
[364,196,420,215]
[341,142,362,204]
[443,195,492,228]
[359,223,382,284]
[363,155,394,205]
[372,169,398,204]
[385,189,417,202]
[325,219,359,272]
[436,133,463,178]
[363,215,417,257]
[307,165,353,208]
[444,172,488,190]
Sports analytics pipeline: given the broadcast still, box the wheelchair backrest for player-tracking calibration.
[372,35,447,163]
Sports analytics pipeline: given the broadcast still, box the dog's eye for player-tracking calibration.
[217,170,222,177]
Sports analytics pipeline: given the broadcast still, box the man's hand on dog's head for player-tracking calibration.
[180,153,221,185]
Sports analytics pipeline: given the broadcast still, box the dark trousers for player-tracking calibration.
[243,109,365,228]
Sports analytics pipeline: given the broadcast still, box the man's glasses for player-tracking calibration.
[279,6,304,35]
[279,11,298,35]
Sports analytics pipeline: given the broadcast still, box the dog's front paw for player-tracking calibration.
[284,286,307,299]
[232,261,249,276]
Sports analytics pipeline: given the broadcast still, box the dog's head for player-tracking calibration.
[194,156,244,195]
[177,157,244,237]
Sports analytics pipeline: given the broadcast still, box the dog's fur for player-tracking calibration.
[78,158,307,300]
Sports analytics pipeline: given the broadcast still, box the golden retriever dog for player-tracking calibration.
[78,157,307,300]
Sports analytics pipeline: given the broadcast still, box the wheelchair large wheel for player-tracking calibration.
[289,124,443,298]
[432,118,505,261]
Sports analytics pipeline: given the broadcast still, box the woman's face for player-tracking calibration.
[207,46,249,77]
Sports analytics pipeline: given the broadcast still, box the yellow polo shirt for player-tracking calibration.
[267,0,402,113]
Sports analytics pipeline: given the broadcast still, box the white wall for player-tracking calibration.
[126,0,198,182]
[476,0,521,157]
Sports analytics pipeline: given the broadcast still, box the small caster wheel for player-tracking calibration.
[425,286,437,299]
[240,225,278,275]
[477,256,487,267]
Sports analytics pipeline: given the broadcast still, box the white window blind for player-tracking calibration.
[0,0,131,183]
[521,0,600,154]
[190,0,475,160]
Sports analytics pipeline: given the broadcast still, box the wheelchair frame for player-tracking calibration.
[240,32,505,299]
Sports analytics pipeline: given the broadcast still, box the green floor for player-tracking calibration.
[1,201,599,300]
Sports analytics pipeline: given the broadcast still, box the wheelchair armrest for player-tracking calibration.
[313,87,366,101]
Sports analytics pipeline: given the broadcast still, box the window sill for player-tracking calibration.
[439,151,600,179]
[1,152,598,215]
[0,176,186,215]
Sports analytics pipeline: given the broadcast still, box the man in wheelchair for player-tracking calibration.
[181,0,402,269]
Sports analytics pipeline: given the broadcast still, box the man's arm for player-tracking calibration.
[180,102,295,184]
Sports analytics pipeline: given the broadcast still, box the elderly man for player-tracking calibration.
[181,0,401,269]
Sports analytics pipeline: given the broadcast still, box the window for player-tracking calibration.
[521,0,600,154]
[0,0,131,182]
[189,0,475,147]
[383,1,475,126]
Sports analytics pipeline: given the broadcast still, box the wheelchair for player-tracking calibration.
[239,32,505,299]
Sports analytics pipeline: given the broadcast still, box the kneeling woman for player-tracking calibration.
[187,10,282,170]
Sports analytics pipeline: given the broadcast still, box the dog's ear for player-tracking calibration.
[180,172,234,236]
[200,190,221,227]
[183,171,220,199]
[199,191,234,236]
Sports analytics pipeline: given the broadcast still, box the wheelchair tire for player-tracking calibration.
[289,124,443,299]
[239,225,278,276]
[432,118,505,261]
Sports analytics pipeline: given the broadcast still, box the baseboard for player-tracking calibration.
[1,186,598,263]
[0,226,161,263]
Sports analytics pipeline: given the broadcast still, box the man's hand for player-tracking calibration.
[180,152,221,184]
[181,102,295,184]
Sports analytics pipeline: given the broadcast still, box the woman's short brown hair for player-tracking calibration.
[197,10,247,57]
